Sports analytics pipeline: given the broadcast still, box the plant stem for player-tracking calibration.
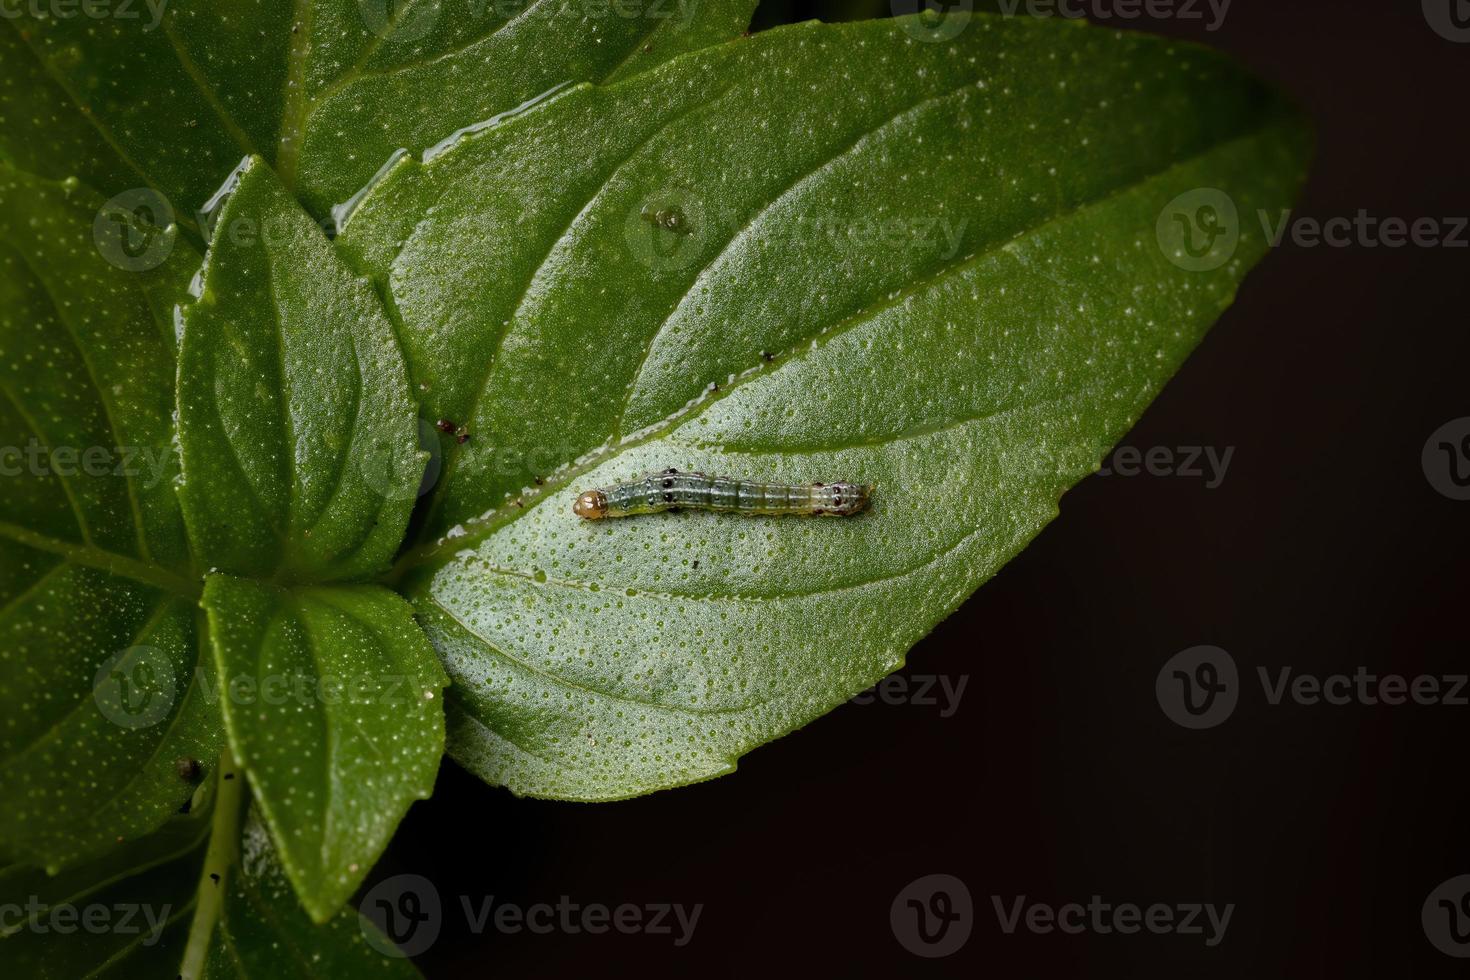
[179,747,243,979]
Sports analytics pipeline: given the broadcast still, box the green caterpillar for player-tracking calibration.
[574,469,872,520]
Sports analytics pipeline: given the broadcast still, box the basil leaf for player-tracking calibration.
[341,17,1309,798]
[0,166,223,868]
[175,155,449,920]
[0,809,210,977]
[176,157,426,582]
[0,0,758,218]
[285,0,762,213]
[0,777,423,977]
[202,575,447,922]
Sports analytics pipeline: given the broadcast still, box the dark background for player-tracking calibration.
[377,1,1470,975]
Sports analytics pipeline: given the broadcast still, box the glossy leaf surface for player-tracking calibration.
[337,17,1310,798]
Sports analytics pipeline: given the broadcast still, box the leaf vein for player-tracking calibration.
[611,77,980,438]
[10,246,153,562]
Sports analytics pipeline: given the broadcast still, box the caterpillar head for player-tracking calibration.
[819,482,872,516]
[573,490,609,520]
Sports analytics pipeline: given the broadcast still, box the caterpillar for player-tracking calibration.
[574,469,872,520]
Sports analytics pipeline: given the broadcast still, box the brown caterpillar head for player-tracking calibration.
[573,490,609,520]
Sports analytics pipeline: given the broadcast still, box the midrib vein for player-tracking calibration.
[274,0,316,189]
[395,115,1291,575]
[0,521,196,597]
[160,17,261,161]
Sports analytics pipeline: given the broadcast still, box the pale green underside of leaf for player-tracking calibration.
[336,17,1311,799]
[0,791,423,977]
[202,575,448,923]
[0,0,759,219]
[0,166,224,869]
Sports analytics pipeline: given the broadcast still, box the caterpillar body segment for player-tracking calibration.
[574,470,872,520]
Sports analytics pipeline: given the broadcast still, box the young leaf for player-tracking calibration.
[0,0,759,217]
[0,773,423,977]
[343,17,1310,798]
[176,156,426,582]
[202,576,448,923]
[196,802,423,977]
[0,166,223,868]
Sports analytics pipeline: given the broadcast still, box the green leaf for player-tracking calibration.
[0,0,759,218]
[0,807,210,977]
[0,771,423,978]
[176,156,426,582]
[202,575,447,923]
[197,802,423,977]
[176,157,448,920]
[0,165,224,868]
[340,17,1310,798]
[283,0,763,214]
[0,24,142,217]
